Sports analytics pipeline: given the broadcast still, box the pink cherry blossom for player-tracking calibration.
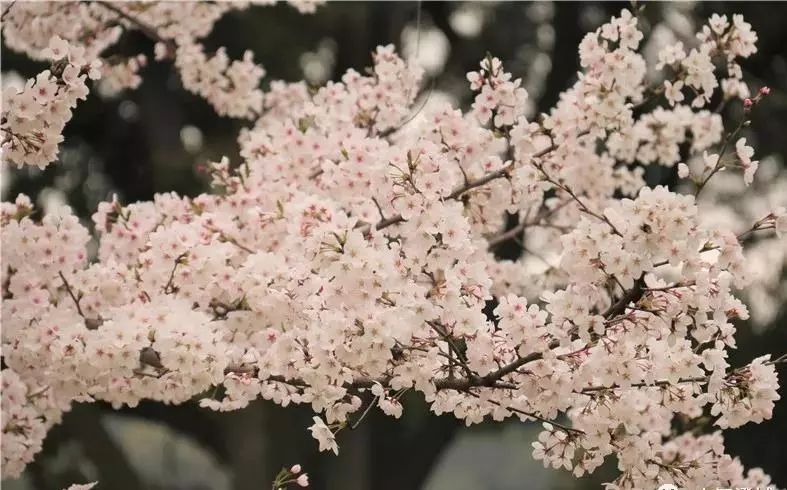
[0,7,783,490]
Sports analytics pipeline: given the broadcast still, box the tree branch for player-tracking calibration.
[96,1,177,55]
[359,137,570,235]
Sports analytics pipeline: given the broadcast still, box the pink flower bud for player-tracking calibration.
[743,98,753,108]
[290,464,301,474]
[296,474,309,487]
[759,86,771,96]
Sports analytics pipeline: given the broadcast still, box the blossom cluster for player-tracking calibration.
[1,7,784,490]
[697,161,787,326]
[1,37,101,169]
[467,56,529,128]
[270,463,309,489]
[0,1,321,169]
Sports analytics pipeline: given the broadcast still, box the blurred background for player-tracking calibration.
[2,2,786,489]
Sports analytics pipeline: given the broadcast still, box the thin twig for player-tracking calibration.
[359,138,571,235]
[428,320,474,379]
[464,390,583,436]
[1,1,16,22]
[58,271,85,318]
[350,395,379,429]
[96,1,177,55]
[487,200,571,249]
[695,116,748,197]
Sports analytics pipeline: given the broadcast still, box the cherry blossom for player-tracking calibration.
[0,1,321,169]
[1,7,784,489]
[308,416,339,455]
[736,137,759,185]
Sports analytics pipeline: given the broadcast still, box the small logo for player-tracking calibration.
[657,485,678,490]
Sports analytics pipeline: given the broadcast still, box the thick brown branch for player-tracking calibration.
[427,320,473,379]
[602,276,645,319]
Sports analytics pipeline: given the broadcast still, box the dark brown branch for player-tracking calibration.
[580,376,708,394]
[469,341,560,388]
[602,276,645,319]
[58,270,85,318]
[96,1,177,55]
[59,271,104,329]
[360,139,568,235]
[163,251,188,294]
[487,200,570,249]
[464,390,583,435]
[1,1,16,22]
[427,320,473,379]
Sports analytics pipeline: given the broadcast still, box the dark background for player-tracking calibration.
[2,2,786,489]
